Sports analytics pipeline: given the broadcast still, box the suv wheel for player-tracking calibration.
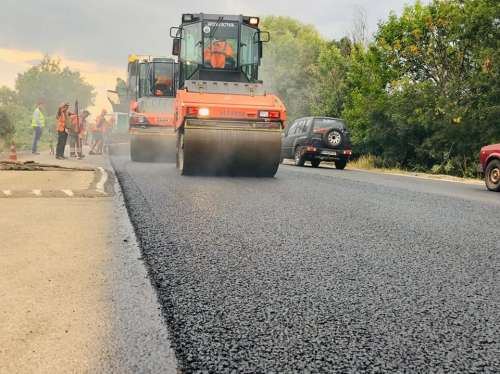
[311,160,320,168]
[294,147,305,166]
[325,129,343,148]
[334,159,347,170]
[485,159,500,191]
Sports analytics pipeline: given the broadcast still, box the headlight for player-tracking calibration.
[130,114,148,125]
[249,17,259,25]
[198,108,210,117]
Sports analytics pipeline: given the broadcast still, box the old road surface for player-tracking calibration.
[110,147,499,373]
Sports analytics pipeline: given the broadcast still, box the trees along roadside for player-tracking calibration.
[345,0,500,176]
[260,16,325,122]
[0,56,96,152]
[0,110,14,151]
[259,1,499,177]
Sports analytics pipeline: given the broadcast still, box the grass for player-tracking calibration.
[348,154,402,173]
[347,154,482,184]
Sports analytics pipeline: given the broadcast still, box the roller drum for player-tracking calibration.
[130,129,176,163]
[178,123,281,177]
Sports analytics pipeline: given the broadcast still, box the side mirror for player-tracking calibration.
[259,31,270,43]
[172,38,180,56]
[253,31,271,43]
[170,27,181,39]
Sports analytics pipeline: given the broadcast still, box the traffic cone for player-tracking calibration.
[9,142,17,161]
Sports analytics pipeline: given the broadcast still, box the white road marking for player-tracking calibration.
[32,189,42,196]
[96,167,108,194]
[3,190,12,196]
[61,189,74,197]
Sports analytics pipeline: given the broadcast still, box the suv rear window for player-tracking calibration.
[313,118,345,132]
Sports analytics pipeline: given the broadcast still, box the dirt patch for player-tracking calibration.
[0,160,94,172]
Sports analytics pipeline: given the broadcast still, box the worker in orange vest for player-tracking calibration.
[204,39,235,69]
[103,114,115,153]
[89,109,107,155]
[55,102,70,159]
[69,110,90,159]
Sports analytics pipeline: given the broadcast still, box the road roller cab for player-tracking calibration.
[170,13,286,176]
[127,55,178,162]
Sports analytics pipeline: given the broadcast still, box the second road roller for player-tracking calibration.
[127,55,178,162]
[170,13,286,176]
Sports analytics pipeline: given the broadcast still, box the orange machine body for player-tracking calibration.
[175,89,286,129]
[129,101,175,135]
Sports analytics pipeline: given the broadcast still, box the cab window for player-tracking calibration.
[181,23,203,64]
[240,24,259,81]
[181,22,203,81]
[202,21,238,69]
[153,62,174,97]
[138,63,149,98]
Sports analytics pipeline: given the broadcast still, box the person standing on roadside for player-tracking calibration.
[69,110,90,159]
[68,108,78,158]
[116,77,127,98]
[89,109,107,155]
[79,110,90,156]
[103,114,114,153]
[31,101,45,155]
[55,103,70,159]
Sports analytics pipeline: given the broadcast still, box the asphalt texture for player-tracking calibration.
[111,147,500,373]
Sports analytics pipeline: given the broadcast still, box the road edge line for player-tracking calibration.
[96,167,108,194]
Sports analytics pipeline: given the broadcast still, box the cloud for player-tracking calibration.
[0,0,419,113]
[0,0,415,66]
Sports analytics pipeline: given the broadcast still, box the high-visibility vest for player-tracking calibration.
[56,114,66,132]
[204,41,234,69]
[31,108,46,128]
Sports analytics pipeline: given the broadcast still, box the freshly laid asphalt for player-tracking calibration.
[111,149,500,373]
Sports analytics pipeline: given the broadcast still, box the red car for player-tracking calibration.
[479,143,500,191]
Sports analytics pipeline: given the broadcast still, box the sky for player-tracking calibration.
[0,0,414,113]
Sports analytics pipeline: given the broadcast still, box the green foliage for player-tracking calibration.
[0,56,95,150]
[260,16,325,121]
[0,110,14,144]
[259,1,498,176]
[15,55,96,116]
[344,0,499,176]
[0,86,29,149]
[310,39,351,118]
[0,86,18,106]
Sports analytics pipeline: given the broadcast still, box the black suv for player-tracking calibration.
[281,117,352,169]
